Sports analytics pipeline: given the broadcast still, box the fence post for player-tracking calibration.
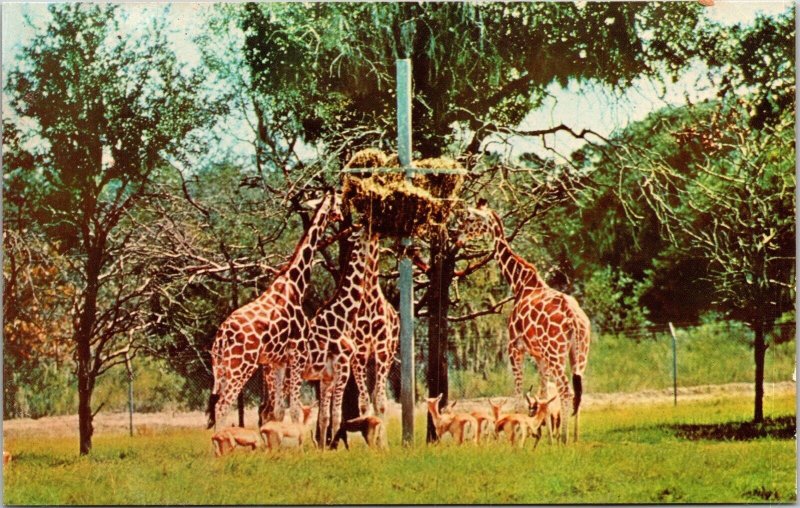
[668,322,678,406]
[397,58,415,447]
[125,354,134,436]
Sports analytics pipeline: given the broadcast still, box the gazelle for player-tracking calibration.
[494,412,533,447]
[260,405,316,451]
[331,415,387,450]
[449,400,493,444]
[427,394,478,445]
[488,398,508,440]
[211,426,262,457]
[525,383,562,446]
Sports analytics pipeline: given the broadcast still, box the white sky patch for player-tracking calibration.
[703,0,792,25]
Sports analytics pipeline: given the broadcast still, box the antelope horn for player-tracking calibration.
[525,391,533,407]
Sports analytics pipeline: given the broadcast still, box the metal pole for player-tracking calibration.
[397,58,415,446]
[668,322,677,406]
[125,355,134,437]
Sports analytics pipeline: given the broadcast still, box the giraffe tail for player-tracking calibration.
[206,393,220,429]
[572,374,583,416]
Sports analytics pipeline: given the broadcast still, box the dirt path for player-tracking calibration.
[3,381,795,440]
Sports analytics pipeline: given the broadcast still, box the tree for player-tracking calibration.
[227,1,716,440]
[638,104,794,422]
[581,8,795,422]
[4,4,216,454]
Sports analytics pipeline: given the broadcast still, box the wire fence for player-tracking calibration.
[3,321,795,421]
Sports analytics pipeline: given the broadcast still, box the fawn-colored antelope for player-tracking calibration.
[492,396,538,448]
[211,426,261,457]
[525,383,562,446]
[260,405,316,451]
[331,415,387,450]
[427,394,478,445]
[488,398,508,440]
[3,451,10,466]
[447,400,493,444]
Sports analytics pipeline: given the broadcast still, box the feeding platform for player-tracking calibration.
[341,148,466,238]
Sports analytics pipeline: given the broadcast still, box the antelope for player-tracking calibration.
[492,396,537,447]
[3,451,10,466]
[427,394,478,445]
[331,415,387,450]
[525,383,562,446]
[260,405,316,451]
[211,426,262,457]
[488,398,508,439]
[449,400,492,444]
[494,412,533,447]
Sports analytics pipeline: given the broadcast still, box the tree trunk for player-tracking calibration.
[753,321,767,423]
[77,370,94,455]
[76,247,101,455]
[237,393,245,427]
[426,225,455,442]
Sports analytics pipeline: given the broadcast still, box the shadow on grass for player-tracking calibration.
[669,415,796,441]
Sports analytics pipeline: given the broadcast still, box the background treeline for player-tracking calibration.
[2,3,794,451]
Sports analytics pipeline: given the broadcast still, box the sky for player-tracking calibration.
[1,1,793,163]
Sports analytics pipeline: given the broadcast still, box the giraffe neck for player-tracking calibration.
[341,233,372,322]
[488,211,545,295]
[363,233,381,293]
[279,194,333,297]
[330,233,370,322]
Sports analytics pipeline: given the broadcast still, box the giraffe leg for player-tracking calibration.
[259,366,274,426]
[271,367,287,422]
[215,363,258,429]
[508,340,525,399]
[286,356,304,423]
[330,362,351,448]
[318,379,333,450]
[534,357,550,399]
[373,355,393,418]
[352,354,371,416]
[552,368,572,445]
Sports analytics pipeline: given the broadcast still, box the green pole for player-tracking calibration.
[669,322,677,406]
[397,58,415,446]
[125,355,134,437]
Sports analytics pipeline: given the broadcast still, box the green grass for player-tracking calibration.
[5,392,795,504]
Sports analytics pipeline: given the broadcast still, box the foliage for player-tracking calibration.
[580,267,651,334]
[3,3,218,453]
[236,2,708,156]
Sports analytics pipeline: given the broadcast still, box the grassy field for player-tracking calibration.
[4,391,795,505]
[450,327,795,398]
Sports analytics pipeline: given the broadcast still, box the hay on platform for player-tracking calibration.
[342,149,464,238]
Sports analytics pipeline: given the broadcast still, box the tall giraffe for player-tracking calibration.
[351,233,400,418]
[207,191,342,429]
[456,201,591,443]
[285,227,370,447]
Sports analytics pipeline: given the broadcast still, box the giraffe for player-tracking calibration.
[455,201,591,443]
[285,226,371,447]
[351,232,400,418]
[207,191,342,429]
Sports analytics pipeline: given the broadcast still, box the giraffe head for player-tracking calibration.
[455,199,496,247]
[303,190,344,224]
